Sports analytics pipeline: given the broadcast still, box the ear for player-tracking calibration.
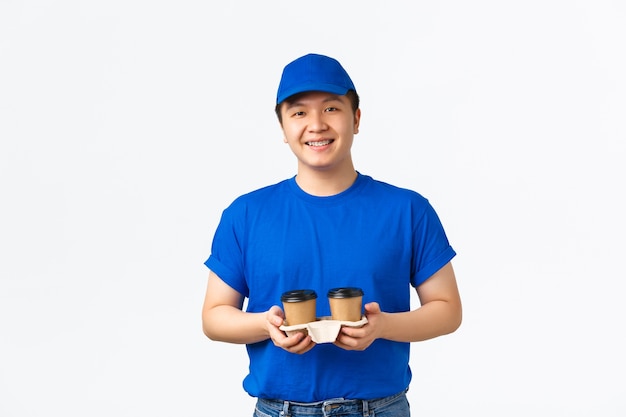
[353,108,361,134]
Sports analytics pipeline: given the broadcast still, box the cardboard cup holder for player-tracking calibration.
[279,316,368,343]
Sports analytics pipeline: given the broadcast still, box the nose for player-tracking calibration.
[308,111,328,132]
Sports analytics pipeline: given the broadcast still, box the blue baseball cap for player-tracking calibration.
[276,53,356,105]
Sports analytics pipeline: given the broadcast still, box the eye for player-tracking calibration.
[325,107,338,112]
[291,111,305,117]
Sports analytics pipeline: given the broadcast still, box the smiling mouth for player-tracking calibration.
[306,139,334,147]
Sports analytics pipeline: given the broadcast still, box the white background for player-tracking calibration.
[1,1,625,415]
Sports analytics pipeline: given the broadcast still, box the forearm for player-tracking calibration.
[203,305,270,344]
[379,300,462,343]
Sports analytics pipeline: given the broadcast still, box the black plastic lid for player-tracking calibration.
[327,287,364,299]
[281,289,318,302]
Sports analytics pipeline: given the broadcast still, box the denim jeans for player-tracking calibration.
[253,390,410,417]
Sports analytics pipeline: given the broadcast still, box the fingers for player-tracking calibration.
[265,306,316,354]
[364,301,381,314]
[334,331,369,351]
[289,332,316,354]
[266,305,285,327]
[278,331,316,354]
[334,318,376,351]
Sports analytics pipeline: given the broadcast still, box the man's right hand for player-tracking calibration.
[266,305,316,354]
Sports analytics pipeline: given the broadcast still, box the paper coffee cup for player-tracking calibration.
[281,289,317,326]
[327,287,364,322]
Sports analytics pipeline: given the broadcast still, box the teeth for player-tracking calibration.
[308,140,332,147]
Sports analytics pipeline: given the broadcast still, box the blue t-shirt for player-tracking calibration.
[205,173,455,402]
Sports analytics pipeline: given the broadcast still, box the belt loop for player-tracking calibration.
[280,400,290,417]
[362,399,370,417]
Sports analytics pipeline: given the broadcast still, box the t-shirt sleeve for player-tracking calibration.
[411,200,456,287]
[204,203,249,297]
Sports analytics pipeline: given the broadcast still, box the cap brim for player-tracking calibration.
[277,82,351,105]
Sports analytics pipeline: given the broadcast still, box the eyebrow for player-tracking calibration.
[284,94,343,110]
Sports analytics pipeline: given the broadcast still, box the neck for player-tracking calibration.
[295,165,358,196]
